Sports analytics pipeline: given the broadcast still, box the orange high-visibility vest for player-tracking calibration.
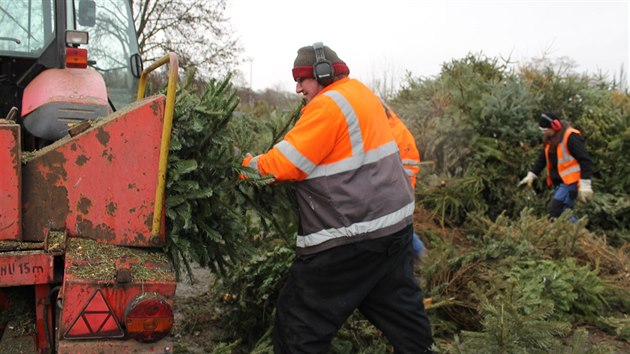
[388,111,420,190]
[545,127,582,186]
[246,78,414,255]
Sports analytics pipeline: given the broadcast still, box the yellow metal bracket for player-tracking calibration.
[137,52,179,237]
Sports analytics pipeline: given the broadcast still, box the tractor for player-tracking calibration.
[1,0,178,352]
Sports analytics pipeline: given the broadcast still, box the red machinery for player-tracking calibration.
[1,1,178,352]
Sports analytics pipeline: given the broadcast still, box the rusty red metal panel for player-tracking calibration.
[0,122,21,241]
[0,251,55,286]
[60,238,176,337]
[34,284,52,352]
[22,96,167,247]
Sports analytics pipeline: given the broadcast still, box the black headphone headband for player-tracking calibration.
[541,113,554,123]
[312,42,334,86]
[313,42,326,63]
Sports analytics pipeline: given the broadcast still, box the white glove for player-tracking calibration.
[578,179,593,202]
[518,171,537,188]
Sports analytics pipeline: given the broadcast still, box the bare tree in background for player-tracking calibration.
[366,59,402,101]
[131,0,242,78]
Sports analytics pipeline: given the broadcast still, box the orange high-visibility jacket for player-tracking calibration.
[246,78,414,255]
[545,127,582,186]
[388,111,420,190]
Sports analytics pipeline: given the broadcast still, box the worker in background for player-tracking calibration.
[242,42,433,353]
[382,101,426,259]
[518,112,593,221]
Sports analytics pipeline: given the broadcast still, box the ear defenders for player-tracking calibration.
[541,113,562,131]
[312,42,334,86]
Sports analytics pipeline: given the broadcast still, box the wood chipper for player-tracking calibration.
[1,1,178,352]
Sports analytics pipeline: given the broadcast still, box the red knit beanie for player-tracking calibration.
[292,44,350,81]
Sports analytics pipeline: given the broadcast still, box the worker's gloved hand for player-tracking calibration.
[242,153,253,166]
[412,232,426,260]
[518,171,537,188]
[239,153,254,180]
[578,179,593,202]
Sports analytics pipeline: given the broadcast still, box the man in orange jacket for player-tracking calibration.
[519,112,593,221]
[242,43,433,353]
[382,102,426,258]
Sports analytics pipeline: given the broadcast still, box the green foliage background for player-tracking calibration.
[166,55,629,353]
[394,54,630,246]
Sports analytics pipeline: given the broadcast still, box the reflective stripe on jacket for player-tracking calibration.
[248,78,414,255]
[388,111,420,190]
[545,127,582,186]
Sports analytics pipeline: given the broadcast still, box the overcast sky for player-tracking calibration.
[227,0,629,93]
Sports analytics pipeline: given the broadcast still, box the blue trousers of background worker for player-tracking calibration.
[549,183,578,223]
[272,225,434,354]
[412,232,425,257]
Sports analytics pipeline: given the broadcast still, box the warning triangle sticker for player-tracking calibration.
[65,289,124,339]
[84,291,110,312]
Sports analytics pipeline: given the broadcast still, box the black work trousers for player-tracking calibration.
[272,224,433,353]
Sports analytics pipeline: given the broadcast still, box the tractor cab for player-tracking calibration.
[0,0,142,147]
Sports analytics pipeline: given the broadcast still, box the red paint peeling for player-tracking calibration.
[75,154,89,165]
[95,127,110,146]
[20,97,167,246]
[77,197,92,214]
[0,123,22,240]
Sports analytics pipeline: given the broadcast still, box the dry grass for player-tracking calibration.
[65,237,173,282]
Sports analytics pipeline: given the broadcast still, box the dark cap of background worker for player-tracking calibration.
[539,112,560,129]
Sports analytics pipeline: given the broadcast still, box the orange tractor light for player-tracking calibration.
[65,47,88,68]
[65,30,89,68]
[124,293,174,343]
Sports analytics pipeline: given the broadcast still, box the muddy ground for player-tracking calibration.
[172,264,227,354]
[171,263,630,354]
